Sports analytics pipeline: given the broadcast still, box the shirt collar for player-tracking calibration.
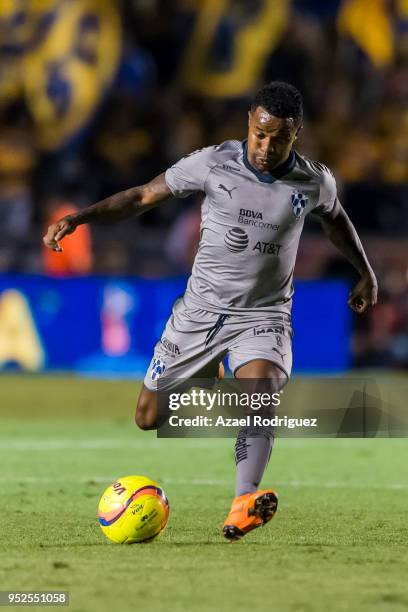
[242,140,296,183]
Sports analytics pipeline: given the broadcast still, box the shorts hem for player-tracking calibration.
[142,379,157,393]
[232,359,290,381]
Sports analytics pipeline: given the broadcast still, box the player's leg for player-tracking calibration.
[135,358,224,431]
[234,359,285,496]
[135,301,227,431]
[135,386,158,431]
[224,319,292,540]
[222,360,285,540]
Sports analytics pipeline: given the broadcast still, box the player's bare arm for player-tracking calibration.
[319,201,378,314]
[43,173,171,252]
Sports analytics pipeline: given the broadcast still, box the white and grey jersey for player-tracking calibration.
[165,140,338,315]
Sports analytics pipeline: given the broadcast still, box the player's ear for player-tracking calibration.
[295,124,303,139]
[248,110,252,127]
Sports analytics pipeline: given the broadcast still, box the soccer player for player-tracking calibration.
[44,82,377,540]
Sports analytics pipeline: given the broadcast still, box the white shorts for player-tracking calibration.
[144,299,293,391]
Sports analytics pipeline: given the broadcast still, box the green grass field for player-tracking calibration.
[0,374,407,612]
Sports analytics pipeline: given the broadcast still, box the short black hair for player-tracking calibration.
[250,81,303,127]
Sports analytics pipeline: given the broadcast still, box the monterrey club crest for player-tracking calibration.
[151,357,166,381]
[291,192,308,218]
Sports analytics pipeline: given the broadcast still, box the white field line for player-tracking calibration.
[0,438,405,451]
[0,476,407,490]
[0,440,230,450]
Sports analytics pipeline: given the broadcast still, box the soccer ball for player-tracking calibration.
[97,475,170,544]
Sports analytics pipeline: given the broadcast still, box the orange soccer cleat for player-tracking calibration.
[223,489,278,541]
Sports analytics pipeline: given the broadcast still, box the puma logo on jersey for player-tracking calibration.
[218,184,238,198]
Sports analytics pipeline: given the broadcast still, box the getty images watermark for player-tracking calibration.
[157,377,408,438]
[166,388,318,430]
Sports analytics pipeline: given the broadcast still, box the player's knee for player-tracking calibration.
[135,410,155,430]
[236,360,288,392]
[135,407,157,430]
[135,389,157,431]
[259,363,287,387]
[270,373,288,394]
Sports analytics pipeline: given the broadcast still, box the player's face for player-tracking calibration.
[247,107,301,173]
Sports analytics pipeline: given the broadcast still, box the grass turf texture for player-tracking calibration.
[0,374,407,612]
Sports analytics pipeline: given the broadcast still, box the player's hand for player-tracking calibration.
[43,217,77,252]
[348,274,378,314]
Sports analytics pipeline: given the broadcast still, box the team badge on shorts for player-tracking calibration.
[291,192,308,218]
[151,357,166,381]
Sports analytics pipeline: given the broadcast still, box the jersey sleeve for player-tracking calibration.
[165,147,215,199]
[313,166,338,217]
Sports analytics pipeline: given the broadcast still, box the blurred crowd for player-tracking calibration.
[0,0,407,368]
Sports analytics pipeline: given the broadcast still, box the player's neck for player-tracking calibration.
[242,142,295,183]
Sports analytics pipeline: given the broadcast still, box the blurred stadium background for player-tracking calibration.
[0,0,407,376]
